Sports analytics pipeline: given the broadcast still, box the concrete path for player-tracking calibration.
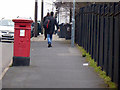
[2,35,107,88]
[2,42,13,72]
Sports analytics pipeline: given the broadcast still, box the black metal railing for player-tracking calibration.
[75,2,120,88]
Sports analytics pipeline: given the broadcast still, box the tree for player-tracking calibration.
[54,1,90,23]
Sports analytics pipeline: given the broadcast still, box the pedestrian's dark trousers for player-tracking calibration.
[44,28,47,39]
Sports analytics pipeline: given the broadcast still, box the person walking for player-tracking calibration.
[46,12,60,48]
[37,20,41,35]
[43,12,49,40]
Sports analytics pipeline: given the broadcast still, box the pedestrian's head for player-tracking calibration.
[50,12,54,17]
[47,12,49,16]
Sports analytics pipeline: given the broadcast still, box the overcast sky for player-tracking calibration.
[0,0,55,21]
[0,0,118,21]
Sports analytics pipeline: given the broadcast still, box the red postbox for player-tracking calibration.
[12,19,33,66]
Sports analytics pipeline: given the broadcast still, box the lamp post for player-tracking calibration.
[58,9,59,24]
[71,0,75,47]
[41,0,44,34]
[34,0,38,37]
[41,0,43,20]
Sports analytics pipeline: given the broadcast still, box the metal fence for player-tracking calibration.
[75,2,120,87]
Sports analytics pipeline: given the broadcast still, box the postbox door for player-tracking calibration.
[14,26,31,57]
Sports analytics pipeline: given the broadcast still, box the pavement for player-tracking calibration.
[0,42,13,81]
[2,35,107,88]
[2,42,13,72]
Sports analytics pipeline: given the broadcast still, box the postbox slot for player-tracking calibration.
[20,25,26,27]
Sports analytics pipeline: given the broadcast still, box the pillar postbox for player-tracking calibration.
[12,19,33,66]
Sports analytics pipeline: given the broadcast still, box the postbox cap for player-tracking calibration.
[12,19,33,23]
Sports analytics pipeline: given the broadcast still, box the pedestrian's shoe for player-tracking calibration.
[48,44,51,48]
[44,37,46,40]
[48,44,52,48]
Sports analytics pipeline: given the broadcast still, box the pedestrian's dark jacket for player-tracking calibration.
[43,16,46,28]
[37,22,41,33]
[43,16,48,24]
[47,16,59,34]
[43,16,48,39]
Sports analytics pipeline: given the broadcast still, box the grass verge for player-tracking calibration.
[77,44,117,88]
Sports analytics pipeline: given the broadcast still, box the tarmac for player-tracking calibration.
[2,35,107,88]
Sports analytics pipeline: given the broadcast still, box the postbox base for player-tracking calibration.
[12,56,30,66]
